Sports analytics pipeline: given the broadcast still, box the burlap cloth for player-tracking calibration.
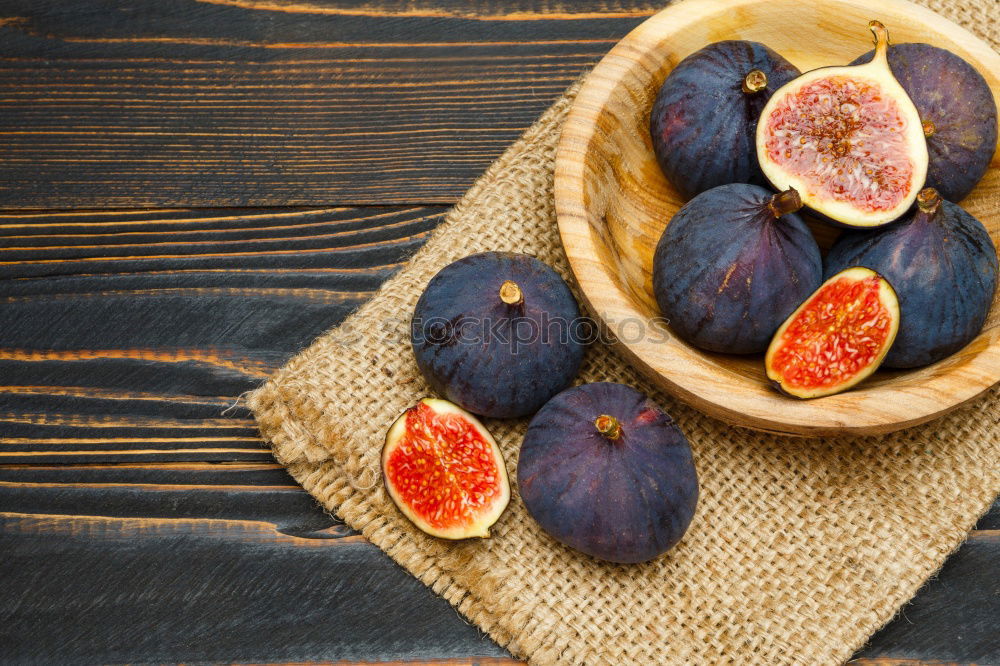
[249,1,1000,662]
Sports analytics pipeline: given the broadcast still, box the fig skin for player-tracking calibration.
[850,43,998,202]
[517,382,698,564]
[825,188,998,368]
[411,251,585,419]
[649,40,800,200]
[652,183,822,354]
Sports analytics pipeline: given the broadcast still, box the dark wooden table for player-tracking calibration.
[1,2,997,663]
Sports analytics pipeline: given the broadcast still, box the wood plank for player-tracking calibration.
[0,463,997,664]
[0,511,510,664]
[0,479,338,535]
[0,207,440,277]
[0,461,294,483]
[0,462,343,538]
[0,0,661,208]
[978,500,1000,529]
[0,205,441,462]
[0,500,996,664]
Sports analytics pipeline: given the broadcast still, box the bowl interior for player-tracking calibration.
[556,0,1000,435]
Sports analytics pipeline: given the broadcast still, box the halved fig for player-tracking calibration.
[765,267,900,398]
[756,21,929,228]
[382,398,510,539]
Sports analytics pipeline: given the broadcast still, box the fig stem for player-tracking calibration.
[868,20,891,64]
[742,69,768,94]
[768,188,803,218]
[922,119,936,138]
[916,187,942,214]
[594,414,622,441]
[499,280,523,305]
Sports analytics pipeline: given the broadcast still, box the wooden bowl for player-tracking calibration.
[555,0,1000,436]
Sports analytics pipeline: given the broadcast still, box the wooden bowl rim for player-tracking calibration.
[555,0,1000,437]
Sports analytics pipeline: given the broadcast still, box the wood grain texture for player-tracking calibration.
[0,0,664,208]
[0,460,995,664]
[0,205,441,463]
[555,0,1000,436]
[0,511,509,663]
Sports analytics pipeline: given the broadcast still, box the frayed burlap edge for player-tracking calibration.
[249,91,591,660]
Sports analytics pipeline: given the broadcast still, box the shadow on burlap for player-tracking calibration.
[249,1,1000,662]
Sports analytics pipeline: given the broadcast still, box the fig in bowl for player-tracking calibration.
[849,43,998,202]
[825,188,998,369]
[555,0,1000,435]
[652,183,822,354]
[765,266,900,399]
[650,40,800,199]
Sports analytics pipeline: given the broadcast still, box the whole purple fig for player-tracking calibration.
[411,251,585,419]
[653,183,822,354]
[650,40,800,199]
[825,188,998,368]
[517,382,698,564]
[851,43,998,202]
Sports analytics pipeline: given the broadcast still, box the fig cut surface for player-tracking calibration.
[765,267,900,399]
[756,21,928,227]
[382,398,510,539]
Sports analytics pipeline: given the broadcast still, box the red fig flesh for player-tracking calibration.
[756,22,928,227]
[382,398,510,539]
[765,267,900,398]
